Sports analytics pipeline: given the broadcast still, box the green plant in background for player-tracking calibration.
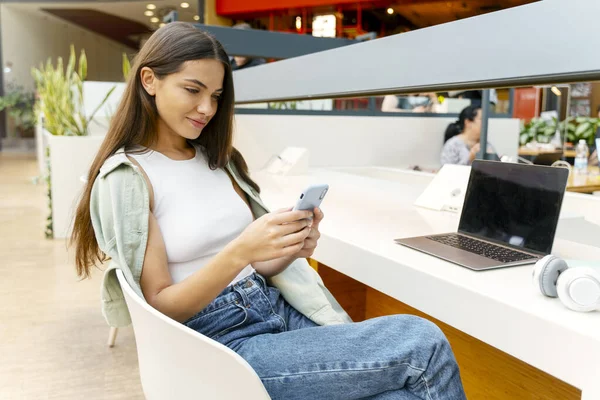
[0,83,36,138]
[567,117,600,144]
[31,45,116,136]
[519,118,557,145]
[519,117,599,146]
[122,52,131,81]
[268,101,298,110]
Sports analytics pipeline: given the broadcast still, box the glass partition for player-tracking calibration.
[236,89,513,117]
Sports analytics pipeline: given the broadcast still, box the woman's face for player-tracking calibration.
[141,59,225,141]
[465,109,482,141]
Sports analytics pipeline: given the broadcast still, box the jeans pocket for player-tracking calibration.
[185,301,249,340]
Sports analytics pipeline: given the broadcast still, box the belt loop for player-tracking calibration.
[233,285,250,308]
[255,273,267,291]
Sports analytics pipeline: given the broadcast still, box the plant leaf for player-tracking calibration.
[122,53,131,81]
[78,49,88,81]
[86,86,116,125]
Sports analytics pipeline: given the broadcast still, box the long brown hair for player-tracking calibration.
[71,22,259,278]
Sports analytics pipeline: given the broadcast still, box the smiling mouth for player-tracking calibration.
[187,118,206,128]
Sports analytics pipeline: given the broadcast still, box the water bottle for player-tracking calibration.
[574,139,589,174]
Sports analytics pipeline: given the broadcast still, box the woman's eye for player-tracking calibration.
[212,95,221,101]
[185,88,199,94]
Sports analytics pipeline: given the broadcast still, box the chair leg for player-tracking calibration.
[107,327,118,348]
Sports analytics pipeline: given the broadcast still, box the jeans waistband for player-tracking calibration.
[183,273,268,325]
[220,272,267,297]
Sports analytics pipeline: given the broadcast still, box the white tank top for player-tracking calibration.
[128,145,255,285]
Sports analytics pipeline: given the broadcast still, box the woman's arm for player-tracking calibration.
[590,149,598,166]
[441,139,478,166]
[252,255,298,278]
[136,158,312,323]
[141,209,311,323]
[381,95,403,112]
[140,211,250,323]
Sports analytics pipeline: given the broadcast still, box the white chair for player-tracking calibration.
[115,269,271,400]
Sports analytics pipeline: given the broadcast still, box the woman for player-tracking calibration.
[72,22,466,400]
[382,93,440,113]
[441,105,483,165]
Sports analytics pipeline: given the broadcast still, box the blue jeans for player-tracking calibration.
[184,273,466,400]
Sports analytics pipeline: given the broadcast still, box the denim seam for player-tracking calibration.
[421,375,433,400]
[183,298,240,324]
[212,303,249,340]
[260,362,426,381]
[256,287,287,331]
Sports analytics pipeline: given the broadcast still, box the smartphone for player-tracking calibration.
[292,184,329,212]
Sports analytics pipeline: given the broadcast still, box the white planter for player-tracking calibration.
[35,115,48,176]
[46,131,105,239]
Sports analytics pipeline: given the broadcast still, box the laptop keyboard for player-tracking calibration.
[426,234,535,263]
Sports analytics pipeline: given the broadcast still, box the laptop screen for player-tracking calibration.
[458,161,569,254]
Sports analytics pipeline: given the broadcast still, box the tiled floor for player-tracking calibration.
[0,153,144,399]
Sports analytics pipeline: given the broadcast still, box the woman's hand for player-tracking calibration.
[295,207,324,258]
[469,143,481,161]
[230,208,314,265]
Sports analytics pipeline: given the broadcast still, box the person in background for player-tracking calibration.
[230,23,266,71]
[382,93,440,113]
[446,89,497,110]
[440,105,483,165]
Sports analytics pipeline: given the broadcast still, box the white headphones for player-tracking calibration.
[533,255,600,312]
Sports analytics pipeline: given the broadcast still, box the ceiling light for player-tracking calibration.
[144,10,154,16]
[180,2,190,8]
[551,86,562,97]
[146,4,156,10]
[3,67,11,74]
[159,23,166,27]
[193,15,200,21]
[387,8,394,14]
[150,17,160,23]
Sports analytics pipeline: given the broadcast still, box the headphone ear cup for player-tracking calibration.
[557,267,600,312]
[533,255,568,298]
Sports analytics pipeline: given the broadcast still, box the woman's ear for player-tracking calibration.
[140,67,157,96]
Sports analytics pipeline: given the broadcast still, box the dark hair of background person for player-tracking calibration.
[444,105,482,143]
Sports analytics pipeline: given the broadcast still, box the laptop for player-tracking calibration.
[532,151,563,166]
[395,160,569,271]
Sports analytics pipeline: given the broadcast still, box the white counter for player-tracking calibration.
[254,166,600,399]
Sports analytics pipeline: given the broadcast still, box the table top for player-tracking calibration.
[518,146,577,158]
[254,166,600,392]
[567,167,600,194]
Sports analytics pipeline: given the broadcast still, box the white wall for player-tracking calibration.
[47,133,105,239]
[83,81,127,136]
[233,114,520,172]
[1,5,133,92]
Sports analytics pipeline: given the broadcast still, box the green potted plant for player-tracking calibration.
[31,45,115,137]
[31,45,117,239]
[567,117,599,146]
[519,117,557,145]
[520,117,600,147]
[0,83,36,138]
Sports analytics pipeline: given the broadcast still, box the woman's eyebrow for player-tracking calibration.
[184,78,207,88]
[184,79,223,93]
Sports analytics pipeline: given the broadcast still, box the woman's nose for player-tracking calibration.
[196,99,214,117]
